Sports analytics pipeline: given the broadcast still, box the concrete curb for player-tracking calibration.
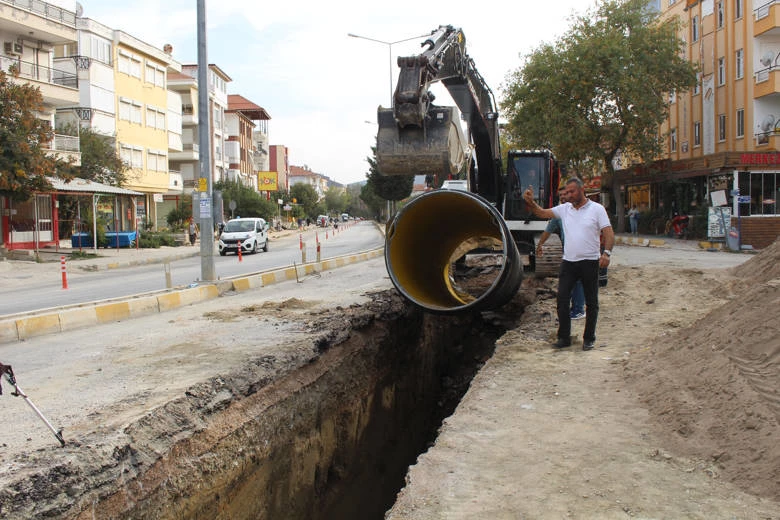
[0,247,384,344]
[615,236,667,248]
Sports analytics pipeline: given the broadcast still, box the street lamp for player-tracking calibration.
[347,31,430,106]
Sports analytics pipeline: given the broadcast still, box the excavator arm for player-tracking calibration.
[376,25,503,205]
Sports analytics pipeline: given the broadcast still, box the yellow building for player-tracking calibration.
[112,31,181,228]
[618,0,780,248]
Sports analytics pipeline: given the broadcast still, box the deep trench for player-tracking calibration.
[314,300,518,520]
[47,290,528,520]
[191,290,524,520]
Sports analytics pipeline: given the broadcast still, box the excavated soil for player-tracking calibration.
[1,241,779,518]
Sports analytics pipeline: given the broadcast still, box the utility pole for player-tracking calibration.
[197,0,216,281]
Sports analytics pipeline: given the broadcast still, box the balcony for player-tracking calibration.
[181,104,198,125]
[169,142,199,162]
[43,133,81,165]
[754,66,780,98]
[166,171,184,195]
[755,1,780,37]
[2,55,78,107]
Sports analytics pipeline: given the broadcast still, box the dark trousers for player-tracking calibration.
[557,259,600,342]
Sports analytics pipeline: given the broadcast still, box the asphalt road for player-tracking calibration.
[0,222,385,317]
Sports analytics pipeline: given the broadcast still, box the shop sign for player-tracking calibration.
[739,153,780,165]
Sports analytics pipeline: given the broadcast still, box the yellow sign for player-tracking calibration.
[198,177,207,192]
[257,171,278,191]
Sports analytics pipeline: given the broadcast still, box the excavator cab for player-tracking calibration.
[504,150,559,222]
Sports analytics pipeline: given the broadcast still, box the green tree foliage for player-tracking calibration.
[0,70,68,202]
[70,125,129,186]
[214,179,277,220]
[289,183,319,219]
[359,147,388,219]
[323,185,350,215]
[366,145,413,202]
[501,0,697,229]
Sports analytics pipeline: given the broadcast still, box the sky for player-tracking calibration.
[55,0,592,185]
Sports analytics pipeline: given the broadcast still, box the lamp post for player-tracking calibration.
[347,31,430,106]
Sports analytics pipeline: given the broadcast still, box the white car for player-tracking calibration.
[218,217,269,256]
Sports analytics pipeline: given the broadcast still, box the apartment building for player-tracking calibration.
[289,165,330,200]
[110,31,181,230]
[617,0,779,248]
[269,145,290,194]
[0,0,80,249]
[179,64,231,186]
[226,94,271,191]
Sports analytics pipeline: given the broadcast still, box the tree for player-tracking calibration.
[323,186,350,215]
[0,70,68,202]
[71,125,129,186]
[364,145,413,219]
[289,183,319,219]
[501,0,697,231]
[215,180,276,220]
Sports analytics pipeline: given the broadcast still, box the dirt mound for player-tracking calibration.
[624,241,780,500]
[728,236,780,282]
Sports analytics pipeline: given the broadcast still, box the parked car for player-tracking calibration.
[218,217,269,256]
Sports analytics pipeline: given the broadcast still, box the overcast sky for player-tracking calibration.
[60,0,591,185]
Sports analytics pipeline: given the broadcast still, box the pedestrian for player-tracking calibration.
[536,188,585,320]
[188,219,198,246]
[523,177,614,351]
[628,205,639,235]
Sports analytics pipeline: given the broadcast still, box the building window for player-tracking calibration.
[147,150,167,172]
[718,114,726,141]
[693,72,701,95]
[694,121,701,147]
[736,49,744,79]
[119,98,142,124]
[718,57,726,85]
[692,15,699,42]
[735,0,742,19]
[669,90,676,104]
[120,143,143,168]
[118,50,141,79]
[717,1,724,27]
[670,128,677,152]
[736,109,744,138]
[145,106,166,130]
[738,172,779,216]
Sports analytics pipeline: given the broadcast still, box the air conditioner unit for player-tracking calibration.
[3,42,21,55]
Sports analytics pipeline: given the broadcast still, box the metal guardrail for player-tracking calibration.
[0,0,76,26]
[2,56,78,89]
[755,0,778,20]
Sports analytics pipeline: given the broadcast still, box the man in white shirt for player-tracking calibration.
[523,177,614,350]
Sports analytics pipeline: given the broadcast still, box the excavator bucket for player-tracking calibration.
[376,106,468,176]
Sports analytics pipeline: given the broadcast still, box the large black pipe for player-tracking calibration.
[384,190,523,313]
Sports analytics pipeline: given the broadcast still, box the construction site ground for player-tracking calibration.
[0,233,778,518]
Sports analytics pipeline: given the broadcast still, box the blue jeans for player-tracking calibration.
[630,218,638,234]
[557,259,600,342]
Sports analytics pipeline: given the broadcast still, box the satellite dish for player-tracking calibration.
[760,50,775,67]
[760,114,775,132]
[75,2,83,17]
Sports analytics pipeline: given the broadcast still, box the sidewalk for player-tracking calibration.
[1,227,300,271]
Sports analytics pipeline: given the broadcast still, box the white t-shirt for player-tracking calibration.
[551,200,611,261]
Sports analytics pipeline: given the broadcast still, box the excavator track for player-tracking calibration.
[534,235,562,278]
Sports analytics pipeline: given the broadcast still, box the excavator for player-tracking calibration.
[377,25,563,314]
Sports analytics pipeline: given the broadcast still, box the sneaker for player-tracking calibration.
[570,312,585,320]
[552,338,571,349]
[582,339,595,351]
